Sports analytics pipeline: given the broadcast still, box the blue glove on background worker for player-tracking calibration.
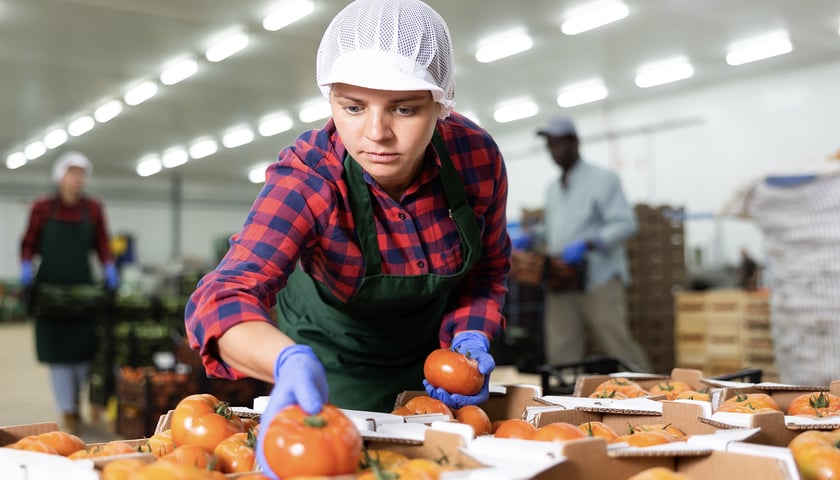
[255,344,329,479]
[20,260,33,286]
[104,262,119,290]
[424,331,495,409]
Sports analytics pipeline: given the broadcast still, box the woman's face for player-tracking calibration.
[330,83,440,199]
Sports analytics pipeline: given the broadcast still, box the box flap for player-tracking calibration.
[538,396,663,415]
[0,448,99,480]
[0,422,59,446]
[461,435,565,479]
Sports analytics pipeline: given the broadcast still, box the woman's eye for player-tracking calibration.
[396,106,415,115]
[345,105,362,114]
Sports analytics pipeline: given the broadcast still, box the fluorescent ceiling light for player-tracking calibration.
[635,60,694,88]
[68,115,95,137]
[248,162,271,184]
[475,31,533,63]
[493,99,539,123]
[136,155,162,177]
[44,128,68,149]
[562,0,629,35]
[124,81,158,106]
[94,99,123,123]
[6,152,27,170]
[162,147,189,168]
[725,31,793,66]
[259,113,294,136]
[189,138,218,159]
[263,0,315,31]
[299,100,332,123]
[24,141,46,160]
[206,31,249,62]
[222,126,255,149]
[160,57,198,85]
[556,81,609,107]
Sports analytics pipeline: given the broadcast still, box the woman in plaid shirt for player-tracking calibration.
[185,0,511,439]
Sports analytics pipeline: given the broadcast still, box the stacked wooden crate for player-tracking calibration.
[625,204,688,373]
[674,289,777,381]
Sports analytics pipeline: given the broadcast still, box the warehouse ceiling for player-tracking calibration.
[2,0,840,190]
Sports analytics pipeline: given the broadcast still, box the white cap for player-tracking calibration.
[52,151,92,183]
[316,0,456,119]
[537,115,578,138]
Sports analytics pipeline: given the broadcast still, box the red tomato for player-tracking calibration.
[532,422,587,442]
[455,405,492,436]
[214,431,256,473]
[403,396,453,418]
[423,348,484,396]
[262,404,362,478]
[578,421,619,442]
[787,392,840,418]
[493,419,537,439]
[34,431,86,456]
[789,429,840,479]
[171,393,244,451]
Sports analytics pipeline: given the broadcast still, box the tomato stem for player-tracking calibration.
[303,415,328,428]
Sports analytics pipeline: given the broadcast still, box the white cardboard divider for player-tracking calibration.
[725,441,800,479]
[460,436,566,480]
[538,396,665,413]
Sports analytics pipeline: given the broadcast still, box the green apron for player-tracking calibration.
[277,133,483,412]
[33,199,98,364]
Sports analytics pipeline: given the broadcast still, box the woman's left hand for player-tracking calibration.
[424,331,495,409]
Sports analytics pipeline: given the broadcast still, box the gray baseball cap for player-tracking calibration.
[537,115,578,138]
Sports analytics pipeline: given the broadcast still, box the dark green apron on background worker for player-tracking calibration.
[277,133,483,412]
[33,200,99,364]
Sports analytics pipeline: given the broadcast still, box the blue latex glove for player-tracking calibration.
[424,331,495,409]
[256,344,329,479]
[104,263,119,290]
[20,260,33,287]
[561,240,589,265]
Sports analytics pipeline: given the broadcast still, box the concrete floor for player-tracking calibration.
[0,321,122,443]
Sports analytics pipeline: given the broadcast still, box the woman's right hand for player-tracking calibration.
[255,344,329,478]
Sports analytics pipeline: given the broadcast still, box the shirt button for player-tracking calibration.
[398,213,407,220]
[417,261,425,269]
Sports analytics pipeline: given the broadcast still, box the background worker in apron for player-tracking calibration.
[184,0,511,473]
[19,151,119,433]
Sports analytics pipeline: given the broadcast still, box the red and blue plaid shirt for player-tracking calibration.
[186,112,511,379]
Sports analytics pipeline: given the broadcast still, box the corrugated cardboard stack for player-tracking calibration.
[674,289,777,380]
[625,204,688,373]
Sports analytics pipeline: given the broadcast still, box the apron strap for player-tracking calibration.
[343,130,471,276]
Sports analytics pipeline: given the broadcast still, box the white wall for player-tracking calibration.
[3,59,839,279]
[500,59,840,267]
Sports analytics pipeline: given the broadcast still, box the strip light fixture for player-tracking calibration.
[24,141,46,160]
[162,147,189,168]
[635,59,694,88]
[556,81,609,107]
[124,81,158,106]
[222,126,255,149]
[493,99,539,123]
[6,152,27,170]
[263,0,315,31]
[94,100,123,123]
[725,31,793,66]
[258,113,294,137]
[68,115,95,137]
[136,155,162,177]
[160,57,199,85]
[299,100,332,123]
[475,31,534,63]
[561,0,629,35]
[205,30,249,62]
[248,162,272,183]
[189,138,219,159]
[44,128,68,149]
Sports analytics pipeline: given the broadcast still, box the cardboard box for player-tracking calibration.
[0,422,59,446]
[394,384,543,423]
[572,368,706,398]
[697,379,840,446]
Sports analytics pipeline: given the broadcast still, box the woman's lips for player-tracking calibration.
[365,152,398,163]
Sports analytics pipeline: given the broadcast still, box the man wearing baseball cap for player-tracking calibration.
[19,151,118,433]
[537,115,651,372]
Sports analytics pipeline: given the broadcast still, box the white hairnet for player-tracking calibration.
[316,0,456,119]
[52,151,92,183]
